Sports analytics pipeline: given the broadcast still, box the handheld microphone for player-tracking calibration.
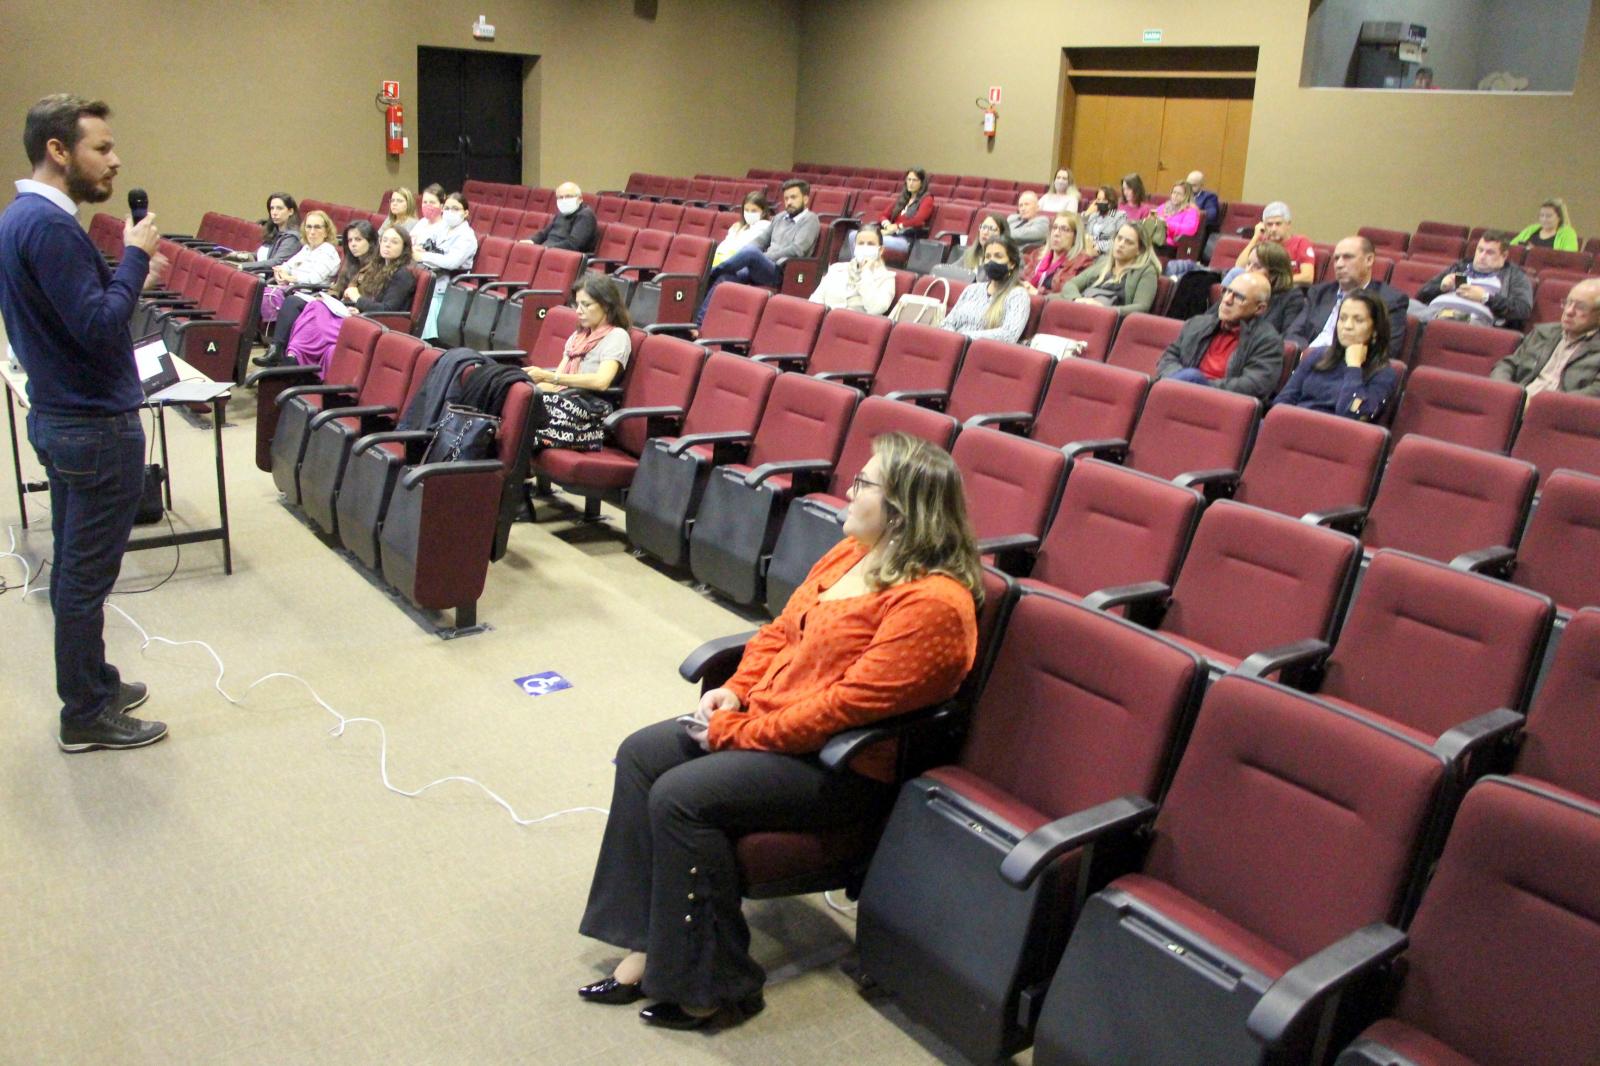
[128,188,149,224]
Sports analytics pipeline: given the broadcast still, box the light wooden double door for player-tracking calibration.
[1066,79,1252,202]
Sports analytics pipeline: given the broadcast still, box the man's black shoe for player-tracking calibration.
[59,709,168,753]
[251,345,286,368]
[117,681,149,713]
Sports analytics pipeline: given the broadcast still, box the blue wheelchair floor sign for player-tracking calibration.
[515,671,573,697]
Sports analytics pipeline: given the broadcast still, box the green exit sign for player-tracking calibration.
[1143,28,1163,44]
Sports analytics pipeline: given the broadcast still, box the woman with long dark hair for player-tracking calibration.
[578,432,980,1031]
[255,218,378,366]
[876,166,935,260]
[234,192,301,270]
[280,225,417,377]
[1274,288,1399,420]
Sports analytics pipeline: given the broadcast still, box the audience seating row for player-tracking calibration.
[133,239,264,382]
[676,535,1599,1062]
[251,316,536,634]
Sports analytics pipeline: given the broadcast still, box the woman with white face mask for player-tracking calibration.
[713,191,773,267]
[411,190,478,341]
[1038,167,1080,215]
[809,225,895,314]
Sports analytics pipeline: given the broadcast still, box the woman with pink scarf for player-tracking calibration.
[528,275,633,450]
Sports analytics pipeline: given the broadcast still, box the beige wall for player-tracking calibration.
[795,0,1600,241]
[0,0,798,233]
[5,0,1594,245]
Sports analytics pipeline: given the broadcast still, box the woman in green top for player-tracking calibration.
[1511,198,1579,252]
[1055,222,1160,317]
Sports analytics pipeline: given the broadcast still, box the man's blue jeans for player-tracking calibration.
[695,247,781,324]
[26,409,146,725]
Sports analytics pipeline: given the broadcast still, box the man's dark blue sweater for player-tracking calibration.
[0,191,148,414]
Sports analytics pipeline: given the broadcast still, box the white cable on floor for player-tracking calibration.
[4,524,606,828]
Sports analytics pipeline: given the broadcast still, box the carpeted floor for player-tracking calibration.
[0,381,978,1064]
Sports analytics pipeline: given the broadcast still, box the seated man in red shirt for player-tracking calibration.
[1233,201,1315,286]
[1153,271,1285,399]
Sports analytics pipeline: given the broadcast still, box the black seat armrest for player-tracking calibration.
[750,352,810,369]
[819,704,957,772]
[399,459,503,489]
[665,430,752,461]
[965,411,1036,434]
[1246,923,1409,1049]
[695,338,752,355]
[585,256,628,273]
[276,382,358,407]
[1233,638,1332,682]
[351,429,434,457]
[307,403,395,430]
[812,369,874,389]
[742,459,833,489]
[478,348,528,363]
[643,322,697,336]
[1000,795,1158,889]
[476,279,528,296]
[1303,505,1368,534]
[602,404,684,433]
[1434,707,1525,766]
[1062,437,1129,462]
[882,387,948,410]
[243,364,321,389]
[1174,467,1241,501]
[449,272,499,287]
[678,630,761,688]
[1449,545,1516,578]
[1081,581,1171,614]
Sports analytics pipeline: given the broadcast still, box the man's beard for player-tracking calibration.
[65,159,112,204]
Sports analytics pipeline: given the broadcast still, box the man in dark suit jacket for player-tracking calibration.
[1285,236,1410,359]
[529,180,596,253]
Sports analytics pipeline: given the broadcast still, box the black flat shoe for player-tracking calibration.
[578,976,644,1005]
[639,992,764,1030]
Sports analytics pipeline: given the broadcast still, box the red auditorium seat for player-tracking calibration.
[1036,299,1119,361]
[623,353,778,567]
[1506,469,1600,616]
[249,315,382,472]
[1352,435,1537,568]
[1511,390,1600,487]
[950,426,1069,572]
[1027,357,1149,454]
[1388,365,1524,452]
[1104,313,1183,377]
[854,587,1206,1063]
[687,375,861,604]
[1024,458,1202,603]
[1410,318,1523,378]
[1027,673,1448,1065]
[1513,608,1600,801]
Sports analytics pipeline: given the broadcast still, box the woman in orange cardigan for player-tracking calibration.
[578,433,982,1030]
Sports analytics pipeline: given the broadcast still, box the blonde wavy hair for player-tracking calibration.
[862,432,983,604]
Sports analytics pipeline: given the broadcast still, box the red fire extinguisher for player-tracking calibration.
[983,105,998,140]
[386,103,405,156]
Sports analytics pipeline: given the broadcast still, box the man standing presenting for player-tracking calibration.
[0,94,167,751]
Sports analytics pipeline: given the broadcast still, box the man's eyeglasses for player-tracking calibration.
[1221,287,1251,303]
[303,223,326,230]
[849,474,881,494]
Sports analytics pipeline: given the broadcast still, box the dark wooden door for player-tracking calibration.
[417,47,527,192]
